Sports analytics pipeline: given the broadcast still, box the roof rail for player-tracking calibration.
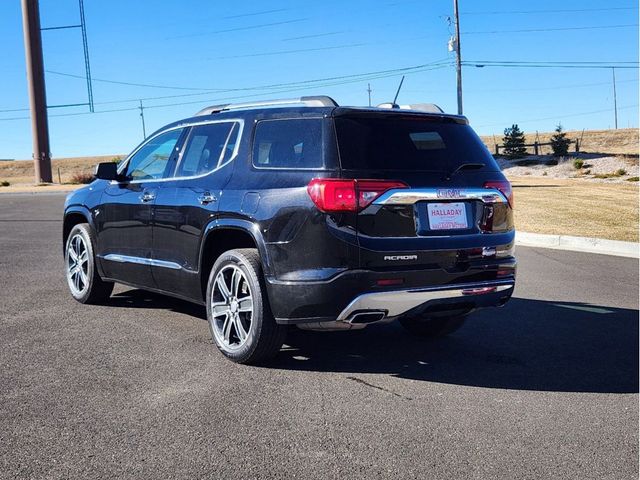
[195,95,338,116]
[376,102,444,113]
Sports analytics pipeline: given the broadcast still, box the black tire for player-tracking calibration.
[64,223,114,304]
[205,248,286,364]
[399,314,468,338]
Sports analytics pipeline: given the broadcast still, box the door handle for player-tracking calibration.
[198,192,217,205]
[140,191,156,203]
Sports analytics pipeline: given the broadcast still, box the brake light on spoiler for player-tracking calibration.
[307,179,408,213]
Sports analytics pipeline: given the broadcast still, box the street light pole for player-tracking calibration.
[453,0,463,115]
[20,0,52,183]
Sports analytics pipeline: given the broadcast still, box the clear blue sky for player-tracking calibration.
[1,0,638,159]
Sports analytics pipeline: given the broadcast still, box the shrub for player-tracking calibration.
[69,172,95,184]
[573,159,584,169]
[626,176,639,182]
[0,180,10,187]
[111,156,123,163]
[502,124,527,159]
[594,171,627,179]
[550,124,571,157]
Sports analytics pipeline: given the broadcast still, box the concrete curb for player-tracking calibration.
[516,231,639,258]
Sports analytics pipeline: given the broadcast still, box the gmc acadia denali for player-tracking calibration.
[63,96,516,364]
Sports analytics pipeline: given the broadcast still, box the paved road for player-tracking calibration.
[0,193,637,479]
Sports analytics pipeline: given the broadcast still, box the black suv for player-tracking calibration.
[63,96,516,364]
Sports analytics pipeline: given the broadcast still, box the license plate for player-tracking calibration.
[427,202,468,230]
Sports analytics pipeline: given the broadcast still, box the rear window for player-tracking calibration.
[334,116,499,172]
[252,118,324,169]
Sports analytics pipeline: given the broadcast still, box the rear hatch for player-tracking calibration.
[332,109,514,270]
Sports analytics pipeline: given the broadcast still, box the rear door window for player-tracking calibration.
[176,121,240,177]
[334,116,499,172]
[252,118,324,169]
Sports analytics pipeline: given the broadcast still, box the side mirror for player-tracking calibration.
[95,162,119,181]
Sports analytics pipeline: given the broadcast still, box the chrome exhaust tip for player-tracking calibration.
[348,311,387,324]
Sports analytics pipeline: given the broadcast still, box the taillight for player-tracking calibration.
[484,180,514,207]
[307,179,408,213]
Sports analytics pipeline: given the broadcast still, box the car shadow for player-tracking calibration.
[272,297,639,394]
[109,289,207,320]
[108,291,638,394]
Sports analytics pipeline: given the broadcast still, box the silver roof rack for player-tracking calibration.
[376,102,444,113]
[195,95,338,116]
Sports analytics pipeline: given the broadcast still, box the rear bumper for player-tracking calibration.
[337,279,514,321]
[267,257,516,325]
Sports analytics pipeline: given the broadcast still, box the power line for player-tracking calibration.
[223,8,289,19]
[475,104,638,128]
[217,43,367,59]
[465,61,639,70]
[168,18,308,40]
[464,23,638,35]
[461,6,637,15]
[3,61,451,113]
[0,63,453,120]
[46,70,220,91]
[44,59,451,94]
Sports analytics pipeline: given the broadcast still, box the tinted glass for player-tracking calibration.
[125,129,183,180]
[253,118,323,169]
[176,122,238,177]
[334,116,499,172]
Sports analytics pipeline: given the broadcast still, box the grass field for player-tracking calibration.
[508,176,639,242]
[0,155,123,185]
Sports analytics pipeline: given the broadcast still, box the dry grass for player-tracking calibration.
[509,176,639,242]
[481,128,639,156]
[0,155,123,185]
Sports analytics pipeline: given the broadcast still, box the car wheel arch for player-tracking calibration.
[63,207,94,251]
[198,219,272,301]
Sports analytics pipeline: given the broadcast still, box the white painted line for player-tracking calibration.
[516,231,639,258]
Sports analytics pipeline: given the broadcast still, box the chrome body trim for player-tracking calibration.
[373,187,507,206]
[337,279,514,322]
[101,254,182,270]
[114,119,245,184]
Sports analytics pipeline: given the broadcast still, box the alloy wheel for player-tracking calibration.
[66,233,89,296]
[210,265,254,351]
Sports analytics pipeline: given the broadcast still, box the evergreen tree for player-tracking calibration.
[550,123,571,157]
[502,124,527,159]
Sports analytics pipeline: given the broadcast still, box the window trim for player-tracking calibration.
[115,118,244,184]
[250,117,327,171]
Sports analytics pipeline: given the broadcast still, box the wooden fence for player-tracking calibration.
[494,139,580,156]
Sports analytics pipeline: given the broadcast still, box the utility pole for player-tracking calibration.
[367,83,372,107]
[453,0,463,115]
[139,100,147,139]
[612,67,618,130]
[21,0,52,183]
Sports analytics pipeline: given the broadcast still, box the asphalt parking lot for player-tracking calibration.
[0,192,638,479]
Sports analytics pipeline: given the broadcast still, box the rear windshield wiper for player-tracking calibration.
[444,162,485,180]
